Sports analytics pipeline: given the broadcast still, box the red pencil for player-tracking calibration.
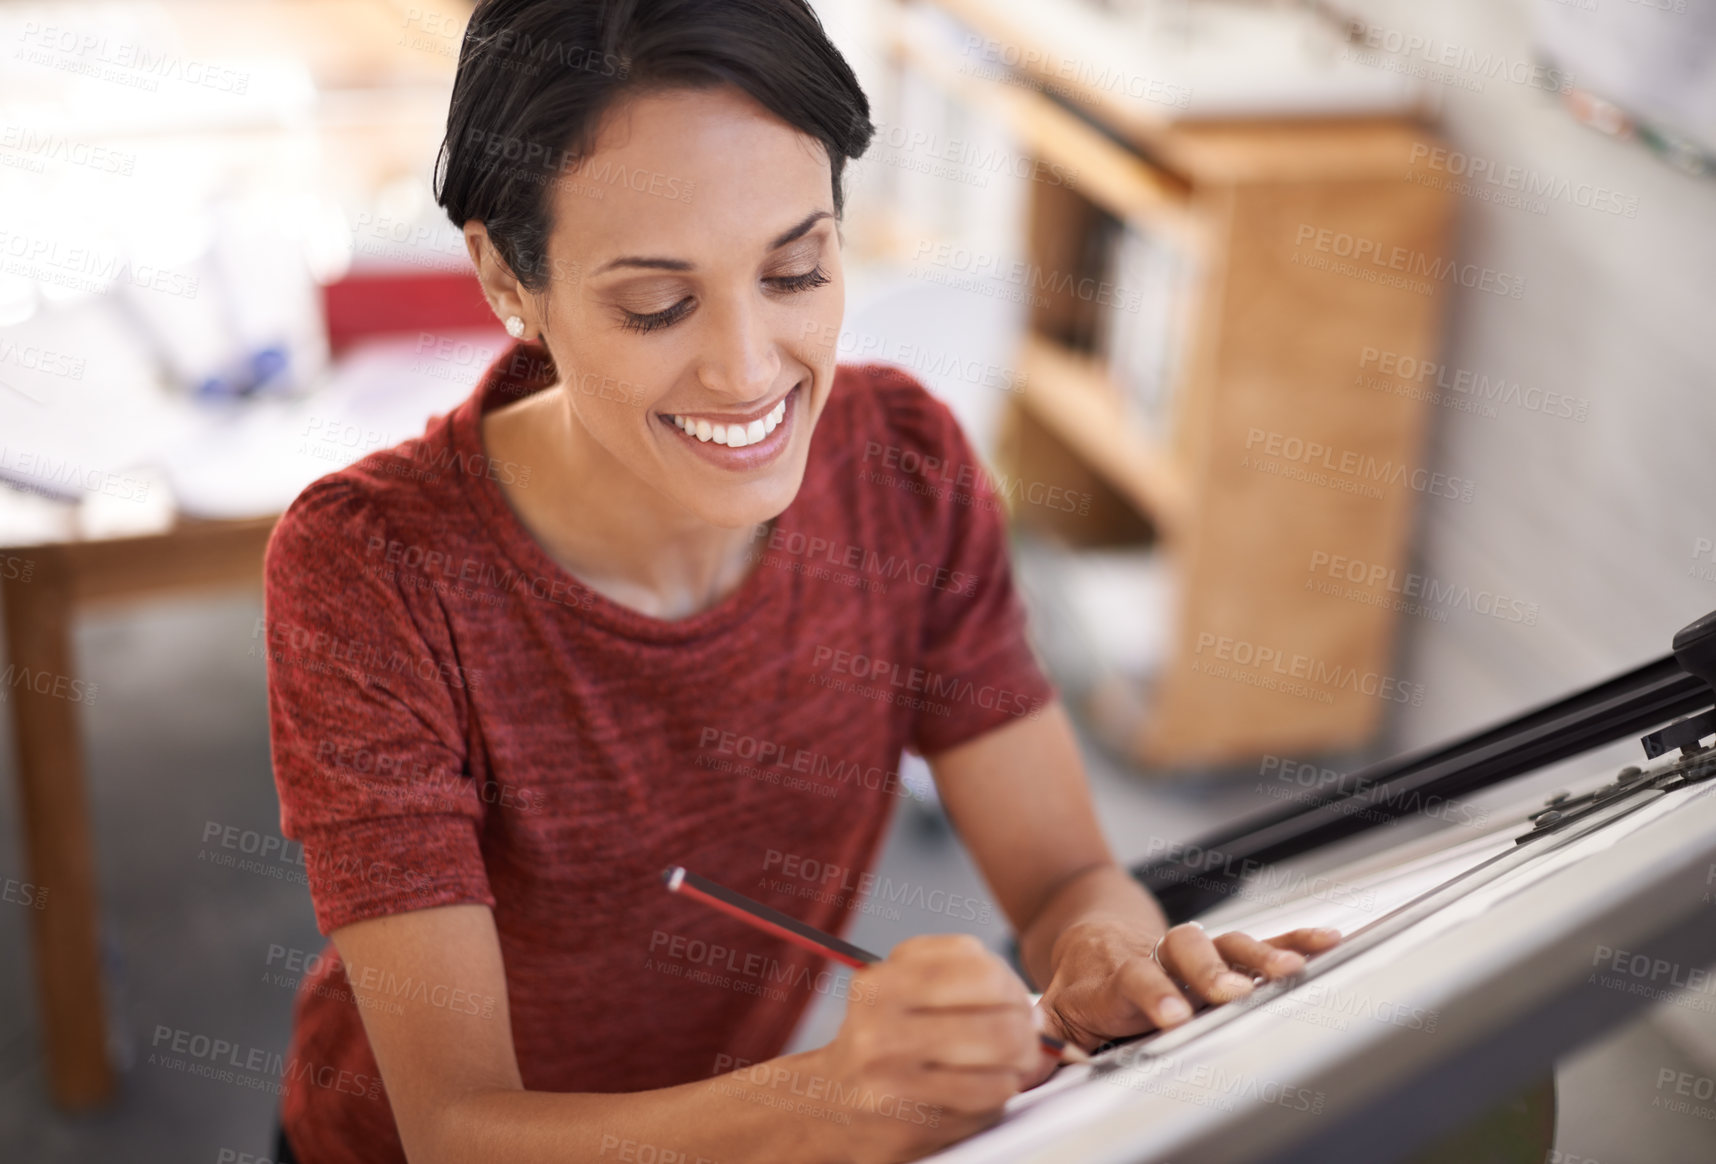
[662,865,1089,1064]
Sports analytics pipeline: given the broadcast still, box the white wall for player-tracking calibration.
[1332,0,1716,749]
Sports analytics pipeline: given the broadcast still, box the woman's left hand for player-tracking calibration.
[1026,919,1342,1084]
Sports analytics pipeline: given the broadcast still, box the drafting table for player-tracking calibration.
[930,610,1716,1162]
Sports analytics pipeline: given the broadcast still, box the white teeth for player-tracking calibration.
[671,393,791,449]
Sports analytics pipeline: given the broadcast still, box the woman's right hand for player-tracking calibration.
[804,934,1051,1164]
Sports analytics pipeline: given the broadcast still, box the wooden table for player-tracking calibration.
[2,515,279,1108]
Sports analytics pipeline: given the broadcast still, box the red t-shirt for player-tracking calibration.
[263,343,1056,1163]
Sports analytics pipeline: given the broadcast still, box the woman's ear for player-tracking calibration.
[464,221,539,340]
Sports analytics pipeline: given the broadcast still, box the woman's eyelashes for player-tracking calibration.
[620,298,693,335]
[618,265,832,335]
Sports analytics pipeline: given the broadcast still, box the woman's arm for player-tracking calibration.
[332,904,1054,1164]
[928,701,1340,1052]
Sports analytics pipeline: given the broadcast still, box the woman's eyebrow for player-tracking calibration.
[593,209,832,275]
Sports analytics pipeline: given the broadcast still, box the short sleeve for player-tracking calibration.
[862,365,1059,755]
[262,478,496,935]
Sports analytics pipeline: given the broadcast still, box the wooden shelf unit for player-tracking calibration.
[1014,334,1190,536]
[885,0,1456,768]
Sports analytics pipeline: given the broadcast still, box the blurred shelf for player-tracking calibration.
[895,0,1457,768]
[933,0,1430,182]
[1015,334,1189,538]
[885,3,1199,246]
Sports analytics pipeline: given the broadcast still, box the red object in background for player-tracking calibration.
[320,268,496,355]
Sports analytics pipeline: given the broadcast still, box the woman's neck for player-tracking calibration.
[481,384,763,620]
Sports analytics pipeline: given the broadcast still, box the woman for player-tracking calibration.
[262,1,1339,1161]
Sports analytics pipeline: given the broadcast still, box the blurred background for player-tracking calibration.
[0,0,1713,1159]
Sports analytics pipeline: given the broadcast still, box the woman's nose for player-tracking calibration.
[696,295,781,403]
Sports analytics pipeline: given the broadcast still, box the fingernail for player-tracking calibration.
[1316,927,1342,939]
[1273,951,1306,970]
[1159,996,1192,1023]
[1217,972,1252,995]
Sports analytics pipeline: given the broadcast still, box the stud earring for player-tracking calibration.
[505,315,525,339]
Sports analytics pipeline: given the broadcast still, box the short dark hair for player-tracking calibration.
[434,0,875,292]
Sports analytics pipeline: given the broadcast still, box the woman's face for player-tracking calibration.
[522,85,845,530]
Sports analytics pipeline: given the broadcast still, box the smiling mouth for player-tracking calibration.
[666,395,788,447]
[662,382,809,456]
